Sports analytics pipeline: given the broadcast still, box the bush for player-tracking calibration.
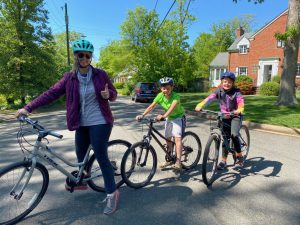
[272,75,281,84]
[124,80,136,93]
[259,81,280,96]
[113,82,125,89]
[119,88,130,96]
[0,95,6,109]
[235,76,254,95]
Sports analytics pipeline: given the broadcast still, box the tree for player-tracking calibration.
[233,0,300,106]
[0,0,57,105]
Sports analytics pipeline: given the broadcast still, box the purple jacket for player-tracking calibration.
[24,67,117,131]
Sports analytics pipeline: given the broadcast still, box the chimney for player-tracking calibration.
[235,26,245,38]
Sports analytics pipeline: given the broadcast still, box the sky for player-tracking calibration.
[44,0,289,61]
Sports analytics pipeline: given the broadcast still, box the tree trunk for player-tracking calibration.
[277,0,300,106]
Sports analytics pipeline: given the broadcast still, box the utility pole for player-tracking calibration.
[64,3,70,66]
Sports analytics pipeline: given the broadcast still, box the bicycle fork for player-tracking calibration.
[10,159,36,201]
[137,144,150,167]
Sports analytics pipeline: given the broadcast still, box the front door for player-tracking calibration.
[257,59,279,86]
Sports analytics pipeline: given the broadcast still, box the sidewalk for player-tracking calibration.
[1,110,300,137]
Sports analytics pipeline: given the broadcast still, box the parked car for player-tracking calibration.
[131,82,158,103]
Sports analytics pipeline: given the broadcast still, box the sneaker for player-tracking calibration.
[103,190,120,215]
[235,156,244,167]
[172,162,182,173]
[217,160,227,170]
[159,161,173,169]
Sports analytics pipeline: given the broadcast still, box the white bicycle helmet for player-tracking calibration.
[159,77,174,86]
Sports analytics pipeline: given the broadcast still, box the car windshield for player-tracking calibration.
[140,83,156,90]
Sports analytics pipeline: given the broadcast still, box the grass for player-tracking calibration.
[180,92,300,129]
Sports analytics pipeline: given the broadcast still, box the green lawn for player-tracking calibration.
[180,92,300,129]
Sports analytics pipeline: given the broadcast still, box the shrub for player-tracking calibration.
[259,81,280,96]
[271,75,281,84]
[113,82,125,89]
[235,76,254,95]
[119,88,130,96]
[124,80,135,93]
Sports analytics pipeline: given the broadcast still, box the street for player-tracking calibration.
[0,96,299,225]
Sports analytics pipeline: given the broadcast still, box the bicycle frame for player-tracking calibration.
[143,119,176,157]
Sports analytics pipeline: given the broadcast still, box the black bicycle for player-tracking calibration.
[0,116,131,225]
[200,110,250,186]
[121,117,202,188]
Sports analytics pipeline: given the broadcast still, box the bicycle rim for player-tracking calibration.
[121,142,157,189]
[239,125,250,160]
[87,139,131,192]
[202,135,219,186]
[181,131,202,169]
[0,161,49,225]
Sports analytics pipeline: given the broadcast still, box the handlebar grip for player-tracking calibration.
[48,131,63,139]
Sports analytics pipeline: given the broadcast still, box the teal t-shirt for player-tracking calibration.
[153,92,185,120]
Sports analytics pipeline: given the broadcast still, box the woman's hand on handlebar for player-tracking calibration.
[136,115,144,121]
[156,114,165,121]
[15,108,29,119]
[195,106,202,112]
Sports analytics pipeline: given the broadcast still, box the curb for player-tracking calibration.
[243,121,300,136]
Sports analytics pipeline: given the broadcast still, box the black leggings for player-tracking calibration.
[221,116,242,159]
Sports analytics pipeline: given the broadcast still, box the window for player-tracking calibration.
[297,63,300,76]
[239,45,247,54]
[277,40,285,48]
[238,67,248,76]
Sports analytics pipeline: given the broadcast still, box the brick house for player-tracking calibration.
[209,9,300,88]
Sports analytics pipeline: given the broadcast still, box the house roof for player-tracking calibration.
[209,52,229,67]
[227,32,254,52]
[249,9,288,39]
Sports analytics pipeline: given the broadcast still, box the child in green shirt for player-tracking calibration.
[136,77,185,173]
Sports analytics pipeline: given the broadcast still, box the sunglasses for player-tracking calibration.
[77,53,91,59]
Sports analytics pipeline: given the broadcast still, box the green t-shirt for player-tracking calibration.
[153,92,185,120]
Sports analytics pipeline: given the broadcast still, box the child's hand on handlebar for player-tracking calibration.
[156,114,165,121]
[136,115,144,121]
[195,106,202,112]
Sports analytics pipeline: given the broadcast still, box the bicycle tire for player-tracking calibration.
[0,161,49,225]
[202,134,220,186]
[121,142,157,189]
[239,125,250,160]
[86,139,131,192]
[181,131,202,170]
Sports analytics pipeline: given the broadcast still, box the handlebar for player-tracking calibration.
[136,117,165,123]
[19,115,63,139]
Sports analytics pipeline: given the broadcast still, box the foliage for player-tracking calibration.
[271,75,281,84]
[0,0,57,105]
[119,88,131,96]
[259,81,280,96]
[236,75,253,83]
[113,82,125,89]
[124,79,136,93]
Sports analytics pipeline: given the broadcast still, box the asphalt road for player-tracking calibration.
[0,96,299,225]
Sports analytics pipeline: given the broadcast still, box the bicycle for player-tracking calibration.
[120,117,202,189]
[200,110,250,186]
[0,116,131,225]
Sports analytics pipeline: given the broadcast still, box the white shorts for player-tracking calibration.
[164,116,186,138]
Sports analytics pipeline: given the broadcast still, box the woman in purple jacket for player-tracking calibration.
[16,39,119,215]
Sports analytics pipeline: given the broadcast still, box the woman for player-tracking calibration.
[16,39,119,215]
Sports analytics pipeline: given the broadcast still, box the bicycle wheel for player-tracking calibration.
[0,161,49,225]
[181,131,202,170]
[202,134,220,186]
[239,125,250,160]
[87,139,131,192]
[121,142,157,189]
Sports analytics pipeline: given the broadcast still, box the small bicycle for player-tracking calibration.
[200,110,250,186]
[121,117,202,189]
[0,116,131,225]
